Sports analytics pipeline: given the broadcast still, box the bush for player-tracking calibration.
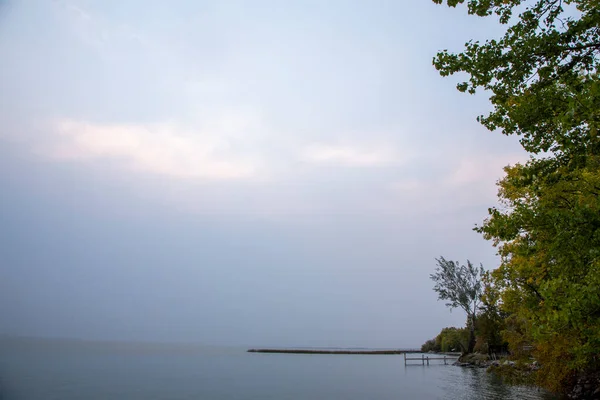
[421,327,468,353]
[421,339,439,352]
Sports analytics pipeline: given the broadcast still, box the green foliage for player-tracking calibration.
[474,312,506,352]
[430,257,485,353]
[431,257,484,314]
[421,327,469,353]
[479,155,600,391]
[439,327,469,352]
[474,271,509,352]
[433,0,600,394]
[487,362,537,387]
[421,338,439,352]
[433,0,600,157]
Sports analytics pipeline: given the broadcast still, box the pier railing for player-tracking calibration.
[403,353,460,366]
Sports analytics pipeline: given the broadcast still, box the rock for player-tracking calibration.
[566,371,600,400]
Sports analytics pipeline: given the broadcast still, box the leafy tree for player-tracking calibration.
[421,338,439,352]
[432,0,600,394]
[421,327,469,353]
[433,0,600,158]
[438,326,469,352]
[430,257,485,353]
[480,157,600,392]
[474,272,508,353]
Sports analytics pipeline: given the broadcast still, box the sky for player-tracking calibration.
[0,0,528,348]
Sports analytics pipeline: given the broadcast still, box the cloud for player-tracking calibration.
[43,118,263,180]
[386,151,528,213]
[446,154,525,187]
[56,0,153,58]
[300,143,398,167]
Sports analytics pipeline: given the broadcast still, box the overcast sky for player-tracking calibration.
[0,0,527,348]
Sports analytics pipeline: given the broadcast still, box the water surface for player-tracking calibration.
[0,337,558,400]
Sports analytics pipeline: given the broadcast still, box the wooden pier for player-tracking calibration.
[247,348,421,355]
[403,353,460,366]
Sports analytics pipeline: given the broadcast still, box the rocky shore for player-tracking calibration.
[454,353,538,370]
[454,353,600,399]
[567,372,600,400]
[452,353,495,368]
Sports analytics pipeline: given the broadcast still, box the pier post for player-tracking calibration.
[422,354,424,365]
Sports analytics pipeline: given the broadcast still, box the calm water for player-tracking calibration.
[0,338,558,400]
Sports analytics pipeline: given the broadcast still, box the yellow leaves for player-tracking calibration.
[526,277,534,284]
[533,332,580,393]
[484,154,600,393]
[497,163,534,205]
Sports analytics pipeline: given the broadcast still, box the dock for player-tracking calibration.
[403,353,460,365]
[247,348,421,355]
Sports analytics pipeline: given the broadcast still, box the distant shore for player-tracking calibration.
[247,348,421,355]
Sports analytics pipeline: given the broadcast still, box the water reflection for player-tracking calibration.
[0,340,561,400]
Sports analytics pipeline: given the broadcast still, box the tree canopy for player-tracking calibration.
[433,0,600,157]
[433,0,600,395]
[430,257,485,353]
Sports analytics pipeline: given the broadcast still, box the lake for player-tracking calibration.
[0,337,558,400]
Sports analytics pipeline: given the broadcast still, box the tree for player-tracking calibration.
[432,0,600,394]
[432,0,600,159]
[430,257,485,353]
[421,327,469,353]
[474,271,508,353]
[479,157,600,392]
[437,327,469,352]
[421,338,439,352]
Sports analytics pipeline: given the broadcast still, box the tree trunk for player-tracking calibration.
[467,315,476,353]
